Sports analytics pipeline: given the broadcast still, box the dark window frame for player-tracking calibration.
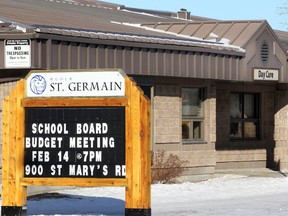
[181,87,205,143]
[230,92,260,140]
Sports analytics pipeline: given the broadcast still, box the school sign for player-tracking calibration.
[1,69,151,216]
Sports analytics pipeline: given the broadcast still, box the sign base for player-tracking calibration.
[125,208,151,216]
[1,206,27,216]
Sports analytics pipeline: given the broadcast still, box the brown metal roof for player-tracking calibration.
[0,0,188,36]
[0,0,245,54]
[275,30,288,51]
[0,0,286,82]
[141,20,267,48]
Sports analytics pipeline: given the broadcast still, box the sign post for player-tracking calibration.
[1,69,151,216]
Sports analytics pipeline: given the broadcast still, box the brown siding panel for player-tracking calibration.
[230,57,238,80]
[195,53,202,78]
[41,39,47,69]
[31,39,39,69]
[180,52,187,77]
[141,48,149,75]
[51,40,60,69]
[132,48,140,74]
[124,47,132,73]
[187,52,194,77]
[89,44,97,69]
[33,38,241,80]
[79,43,88,69]
[98,44,106,69]
[149,49,156,76]
[173,51,180,77]
[70,42,78,69]
[164,50,172,77]
[61,41,69,69]
[157,50,165,76]
[115,46,124,70]
[107,45,115,68]
[209,54,216,79]
[224,57,230,80]
[203,53,209,79]
[218,56,224,79]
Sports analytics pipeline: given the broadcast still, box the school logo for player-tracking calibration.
[30,75,46,95]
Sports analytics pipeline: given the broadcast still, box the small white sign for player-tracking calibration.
[26,70,126,97]
[253,68,279,81]
[4,39,31,68]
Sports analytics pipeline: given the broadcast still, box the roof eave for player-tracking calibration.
[34,31,245,57]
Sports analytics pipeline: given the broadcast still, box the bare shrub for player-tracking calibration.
[152,150,188,184]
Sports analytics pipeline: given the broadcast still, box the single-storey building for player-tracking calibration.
[1,0,288,179]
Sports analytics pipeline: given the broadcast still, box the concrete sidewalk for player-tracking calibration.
[179,168,287,183]
[215,168,287,178]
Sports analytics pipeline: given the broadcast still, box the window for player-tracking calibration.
[182,88,204,141]
[230,93,259,139]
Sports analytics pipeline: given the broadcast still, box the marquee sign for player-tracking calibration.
[26,71,125,97]
[24,107,125,178]
[2,69,151,216]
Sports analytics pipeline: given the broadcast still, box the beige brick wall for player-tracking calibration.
[274,87,288,172]
[216,149,267,169]
[154,85,181,144]
[153,82,217,175]
[203,85,216,143]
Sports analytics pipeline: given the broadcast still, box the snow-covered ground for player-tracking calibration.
[2,173,288,216]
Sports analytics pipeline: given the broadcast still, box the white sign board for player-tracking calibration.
[4,39,31,68]
[253,68,279,81]
[26,70,125,97]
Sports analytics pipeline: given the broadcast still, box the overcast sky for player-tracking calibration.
[107,0,288,31]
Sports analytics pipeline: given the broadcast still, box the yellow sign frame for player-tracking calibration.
[2,70,151,216]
